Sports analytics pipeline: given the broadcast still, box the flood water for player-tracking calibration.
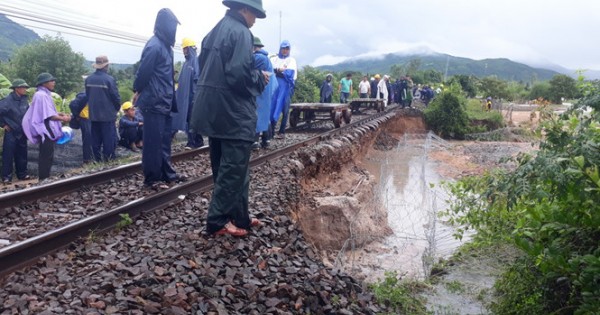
[339,139,470,282]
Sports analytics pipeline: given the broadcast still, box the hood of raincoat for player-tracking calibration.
[278,40,291,59]
[154,8,179,47]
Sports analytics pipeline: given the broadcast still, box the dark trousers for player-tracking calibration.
[2,131,28,180]
[91,121,116,161]
[340,92,350,103]
[38,138,54,180]
[120,126,143,147]
[141,111,177,185]
[80,118,93,163]
[186,129,204,148]
[206,137,252,233]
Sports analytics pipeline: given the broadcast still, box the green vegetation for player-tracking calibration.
[423,86,469,138]
[443,78,600,313]
[489,256,545,314]
[444,280,465,294]
[369,271,429,315]
[6,35,87,96]
[116,213,133,230]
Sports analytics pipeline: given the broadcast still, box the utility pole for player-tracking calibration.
[279,11,282,44]
[443,55,450,82]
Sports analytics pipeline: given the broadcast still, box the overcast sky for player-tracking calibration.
[5,0,600,71]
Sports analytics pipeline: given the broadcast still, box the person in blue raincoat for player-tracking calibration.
[269,40,296,138]
[252,36,277,149]
[172,37,203,149]
[133,8,184,190]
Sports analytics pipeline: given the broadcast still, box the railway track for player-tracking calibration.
[0,106,397,279]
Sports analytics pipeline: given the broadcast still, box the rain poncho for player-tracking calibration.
[254,48,278,133]
[172,46,199,131]
[269,41,296,124]
[22,86,62,144]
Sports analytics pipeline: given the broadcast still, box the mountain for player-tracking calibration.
[0,14,41,61]
[317,52,560,82]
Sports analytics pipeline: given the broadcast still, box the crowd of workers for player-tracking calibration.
[320,72,437,108]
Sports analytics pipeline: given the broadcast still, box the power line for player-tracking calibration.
[0,4,184,53]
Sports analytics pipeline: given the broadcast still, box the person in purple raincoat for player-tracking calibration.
[22,73,71,181]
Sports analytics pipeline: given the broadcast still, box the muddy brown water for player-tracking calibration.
[342,139,470,282]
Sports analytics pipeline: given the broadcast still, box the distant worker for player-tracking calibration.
[339,73,353,103]
[172,37,203,149]
[270,40,297,139]
[133,8,184,190]
[358,75,370,99]
[85,55,121,162]
[319,74,334,103]
[370,74,380,99]
[486,97,492,111]
[22,73,71,181]
[421,85,434,106]
[252,36,278,149]
[0,79,31,183]
[377,75,389,107]
[189,0,268,237]
[119,102,143,152]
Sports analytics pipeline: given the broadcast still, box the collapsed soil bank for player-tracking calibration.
[289,109,427,251]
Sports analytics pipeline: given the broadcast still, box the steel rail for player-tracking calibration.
[0,147,208,210]
[0,108,395,279]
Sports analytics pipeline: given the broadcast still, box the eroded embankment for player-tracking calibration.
[289,109,427,251]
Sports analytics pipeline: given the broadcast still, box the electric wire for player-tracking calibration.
[0,3,184,52]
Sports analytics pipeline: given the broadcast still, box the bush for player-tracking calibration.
[465,99,504,131]
[490,256,546,314]
[369,271,428,315]
[446,105,600,313]
[423,88,469,138]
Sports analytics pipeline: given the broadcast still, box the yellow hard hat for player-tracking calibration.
[182,37,196,48]
[374,74,381,79]
[121,101,133,111]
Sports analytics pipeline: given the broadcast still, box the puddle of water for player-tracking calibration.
[340,143,470,282]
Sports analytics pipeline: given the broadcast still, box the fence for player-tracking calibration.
[334,131,462,280]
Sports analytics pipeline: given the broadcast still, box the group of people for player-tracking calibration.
[318,73,422,109]
[0,0,292,238]
[0,74,72,183]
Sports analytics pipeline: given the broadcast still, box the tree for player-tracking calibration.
[291,67,320,103]
[528,81,551,101]
[548,74,578,103]
[478,76,510,99]
[423,86,469,138]
[8,35,87,96]
[448,74,478,98]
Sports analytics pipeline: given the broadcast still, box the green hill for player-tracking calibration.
[318,53,559,82]
[0,14,41,61]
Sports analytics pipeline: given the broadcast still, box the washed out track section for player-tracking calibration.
[0,110,397,314]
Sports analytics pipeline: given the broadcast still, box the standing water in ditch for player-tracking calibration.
[335,132,467,280]
[332,132,492,314]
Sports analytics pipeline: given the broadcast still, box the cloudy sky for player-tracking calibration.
[4,0,600,71]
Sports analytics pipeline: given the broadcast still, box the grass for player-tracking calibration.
[444,280,465,294]
[369,271,430,315]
